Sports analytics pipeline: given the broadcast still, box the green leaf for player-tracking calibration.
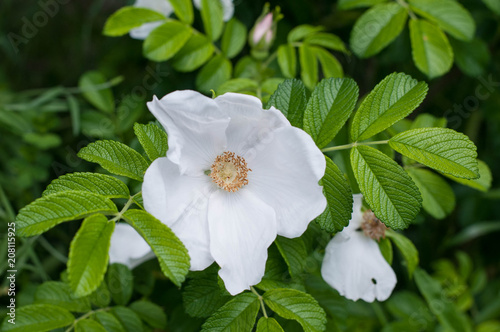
[1,304,74,332]
[389,128,479,179]
[444,159,492,192]
[350,72,428,141]
[196,54,232,93]
[409,19,453,79]
[275,236,307,278]
[385,230,419,277]
[407,168,455,219]
[217,78,259,95]
[277,44,297,79]
[75,319,107,332]
[111,306,144,332]
[94,311,126,332]
[451,38,491,77]
[172,33,214,72]
[378,237,393,264]
[201,293,260,332]
[130,300,167,329]
[116,94,145,134]
[143,21,192,62]
[183,265,231,318]
[22,132,61,150]
[123,209,190,287]
[78,140,149,181]
[288,25,324,43]
[200,0,223,40]
[169,0,194,24]
[338,0,388,10]
[16,191,117,237]
[408,0,475,41]
[446,221,500,247]
[79,71,115,113]
[221,18,247,59]
[316,157,353,232]
[103,7,166,36]
[67,94,80,136]
[410,113,447,129]
[267,79,307,128]
[256,317,284,332]
[134,123,168,162]
[350,145,422,229]
[350,3,408,58]
[314,47,343,78]
[107,263,134,306]
[263,288,326,332]
[89,280,111,308]
[299,44,318,90]
[68,214,115,297]
[482,0,500,15]
[305,33,349,53]
[304,77,359,148]
[34,281,91,312]
[414,268,471,332]
[43,172,130,198]
[386,291,433,323]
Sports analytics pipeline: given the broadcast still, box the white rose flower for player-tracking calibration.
[109,91,327,295]
[321,194,397,302]
[130,0,235,40]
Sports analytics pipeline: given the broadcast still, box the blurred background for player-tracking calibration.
[1,0,499,330]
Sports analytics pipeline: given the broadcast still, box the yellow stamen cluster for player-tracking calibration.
[361,210,388,241]
[210,151,251,192]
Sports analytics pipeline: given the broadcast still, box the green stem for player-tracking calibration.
[396,0,417,20]
[371,301,388,326]
[262,50,278,68]
[321,140,389,153]
[250,286,268,318]
[0,184,15,222]
[110,192,141,223]
[65,308,110,332]
[39,236,68,263]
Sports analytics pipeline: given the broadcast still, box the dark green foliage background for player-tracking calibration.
[1,0,499,330]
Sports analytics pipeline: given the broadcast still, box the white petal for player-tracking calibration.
[219,0,234,21]
[214,93,289,158]
[321,231,397,302]
[245,126,326,238]
[129,21,164,40]
[343,194,364,234]
[147,91,229,175]
[109,223,154,269]
[208,189,277,295]
[192,0,234,21]
[134,0,173,16]
[143,157,214,270]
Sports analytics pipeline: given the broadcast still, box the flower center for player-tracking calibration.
[210,151,251,192]
[361,210,388,241]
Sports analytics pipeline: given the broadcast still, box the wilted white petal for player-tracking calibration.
[214,93,289,157]
[143,157,214,270]
[208,189,276,295]
[192,0,234,21]
[321,231,397,302]
[147,91,229,175]
[130,0,173,40]
[246,126,327,238]
[109,223,153,269]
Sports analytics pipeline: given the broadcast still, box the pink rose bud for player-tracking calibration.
[252,13,273,45]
